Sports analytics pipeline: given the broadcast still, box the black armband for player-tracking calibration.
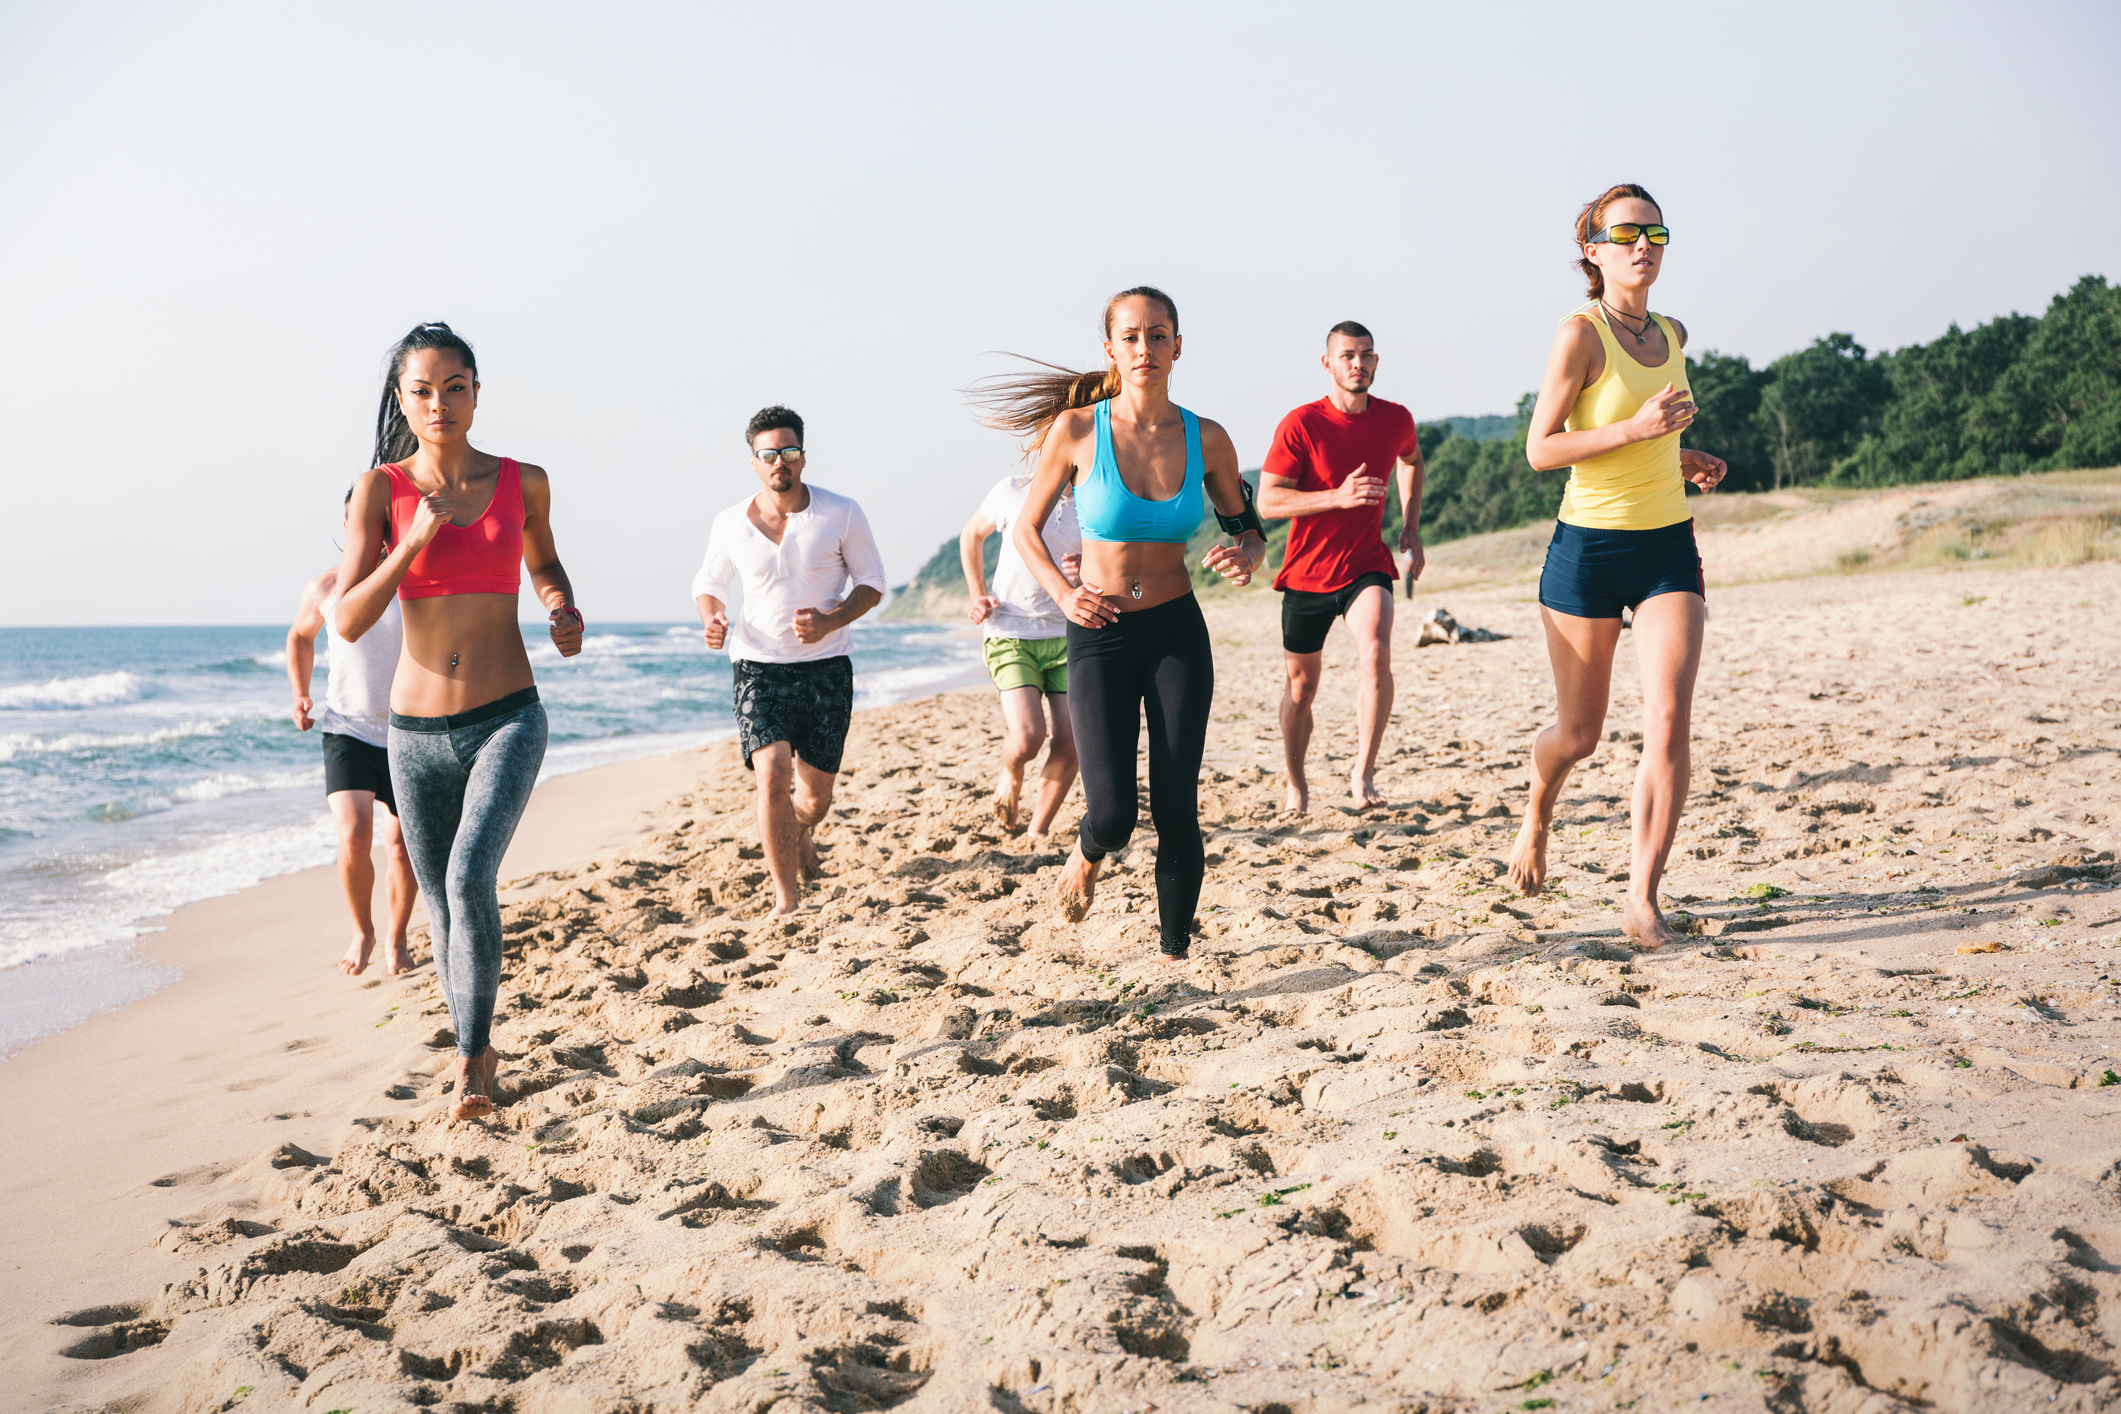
[1216,478,1266,539]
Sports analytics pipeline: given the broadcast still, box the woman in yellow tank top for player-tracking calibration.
[1507,183,1729,950]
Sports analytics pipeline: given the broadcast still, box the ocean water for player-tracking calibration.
[0,620,980,1045]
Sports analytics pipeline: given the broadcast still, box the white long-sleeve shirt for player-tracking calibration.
[690,483,888,664]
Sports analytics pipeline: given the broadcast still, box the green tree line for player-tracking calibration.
[1417,272,2120,541]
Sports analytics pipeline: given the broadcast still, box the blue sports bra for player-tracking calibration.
[1076,397,1204,543]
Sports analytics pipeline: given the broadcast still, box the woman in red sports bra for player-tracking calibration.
[333,322,583,1121]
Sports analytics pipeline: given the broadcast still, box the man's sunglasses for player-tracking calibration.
[1587,224,1670,246]
[753,446,805,465]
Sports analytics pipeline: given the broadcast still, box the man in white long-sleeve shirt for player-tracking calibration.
[693,405,887,915]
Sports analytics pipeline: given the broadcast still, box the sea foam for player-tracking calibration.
[0,670,145,710]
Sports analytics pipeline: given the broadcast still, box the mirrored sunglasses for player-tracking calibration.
[1588,224,1670,246]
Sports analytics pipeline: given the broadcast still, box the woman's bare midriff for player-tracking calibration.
[392,593,536,716]
[1079,543,1194,614]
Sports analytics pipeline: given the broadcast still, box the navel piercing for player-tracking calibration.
[1129,579,1144,601]
[450,652,460,669]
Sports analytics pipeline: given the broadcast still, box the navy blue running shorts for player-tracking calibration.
[1538,519,1704,620]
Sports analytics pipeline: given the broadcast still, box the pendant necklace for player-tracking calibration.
[1602,300,1655,346]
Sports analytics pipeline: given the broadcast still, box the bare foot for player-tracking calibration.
[1284,781,1309,814]
[1056,845,1102,923]
[1506,814,1549,897]
[450,1048,496,1121]
[1350,772,1387,810]
[993,773,1021,833]
[768,893,803,917]
[1026,832,1050,854]
[1622,897,1682,951]
[798,830,823,881]
[382,935,415,976]
[337,934,375,977]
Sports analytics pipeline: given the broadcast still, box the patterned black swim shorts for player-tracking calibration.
[731,655,855,773]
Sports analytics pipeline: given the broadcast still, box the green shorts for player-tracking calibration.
[982,635,1068,693]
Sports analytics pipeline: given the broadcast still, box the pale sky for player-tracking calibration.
[3,1,2115,625]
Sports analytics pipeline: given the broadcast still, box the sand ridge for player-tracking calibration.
[29,561,2121,1414]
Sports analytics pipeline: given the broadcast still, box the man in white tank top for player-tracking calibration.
[286,497,419,975]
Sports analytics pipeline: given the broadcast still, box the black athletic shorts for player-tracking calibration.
[733,655,855,773]
[1281,570,1395,655]
[322,731,396,812]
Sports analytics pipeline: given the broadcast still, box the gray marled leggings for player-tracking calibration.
[388,687,546,1058]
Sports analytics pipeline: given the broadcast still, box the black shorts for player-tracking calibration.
[322,732,396,812]
[1281,570,1395,655]
[1538,519,1704,620]
[733,655,855,773]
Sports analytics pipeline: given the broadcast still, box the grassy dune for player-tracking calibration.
[1414,465,2121,596]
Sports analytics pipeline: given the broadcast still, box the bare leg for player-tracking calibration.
[755,742,805,914]
[377,803,418,975]
[1508,608,1621,897]
[1621,592,1706,950]
[329,791,377,975]
[993,685,1048,833]
[792,755,838,883]
[1027,692,1079,844]
[1056,842,1103,923]
[1279,651,1323,814]
[1345,586,1395,809]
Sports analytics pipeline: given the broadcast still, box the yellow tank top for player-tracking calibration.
[1557,303,1691,530]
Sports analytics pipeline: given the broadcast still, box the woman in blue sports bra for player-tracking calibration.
[975,286,1267,959]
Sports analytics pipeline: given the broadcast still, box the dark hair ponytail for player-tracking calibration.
[371,322,478,468]
[1574,184,1660,299]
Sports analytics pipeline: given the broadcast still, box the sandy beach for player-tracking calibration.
[6,487,2120,1414]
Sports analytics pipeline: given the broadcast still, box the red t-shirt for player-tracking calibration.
[1264,395,1417,593]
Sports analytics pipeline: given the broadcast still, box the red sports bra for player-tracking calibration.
[384,458,524,600]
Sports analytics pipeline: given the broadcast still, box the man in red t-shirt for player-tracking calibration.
[1257,320,1426,812]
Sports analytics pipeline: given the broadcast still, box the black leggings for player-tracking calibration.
[1066,593,1215,954]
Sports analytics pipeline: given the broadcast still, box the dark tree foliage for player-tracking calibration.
[1758,333,1893,489]
[1954,275,2121,477]
[1418,393,1562,541]
[1833,312,2035,484]
[1684,350,1772,491]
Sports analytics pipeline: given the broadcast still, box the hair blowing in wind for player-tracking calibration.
[966,286,1180,454]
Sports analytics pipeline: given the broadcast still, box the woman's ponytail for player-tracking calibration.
[371,321,478,469]
[966,285,1179,454]
[968,359,1121,452]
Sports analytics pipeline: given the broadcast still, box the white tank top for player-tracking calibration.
[317,589,402,748]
